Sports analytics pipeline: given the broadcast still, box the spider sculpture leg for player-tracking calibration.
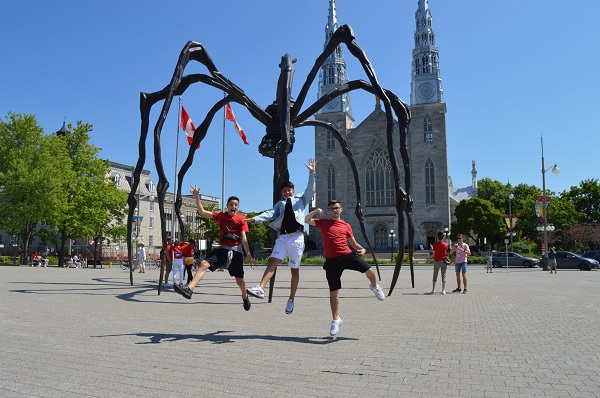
[131,41,269,291]
[292,25,415,293]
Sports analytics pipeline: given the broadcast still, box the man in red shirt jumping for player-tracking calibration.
[305,200,384,337]
[174,185,256,311]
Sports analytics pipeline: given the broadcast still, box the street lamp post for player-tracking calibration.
[389,229,396,261]
[539,136,559,271]
[507,192,515,252]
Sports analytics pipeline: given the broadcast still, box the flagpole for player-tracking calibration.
[173,97,181,240]
[221,92,226,211]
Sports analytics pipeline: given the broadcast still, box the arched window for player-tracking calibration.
[113,173,121,187]
[423,115,433,142]
[365,149,395,206]
[327,165,336,202]
[374,225,388,250]
[425,159,435,204]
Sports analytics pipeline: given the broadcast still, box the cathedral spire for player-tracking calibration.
[410,0,444,105]
[318,0,352,115]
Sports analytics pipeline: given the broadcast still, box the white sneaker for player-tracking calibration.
[442,290,446,295]
[285,299,294,314]
[370,284,385,301]
[246,285,265,299]
[330,318,343,336]
[430,289,436,295]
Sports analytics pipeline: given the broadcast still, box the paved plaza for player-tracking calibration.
[1,264,599,397]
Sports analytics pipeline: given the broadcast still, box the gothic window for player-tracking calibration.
[327,165,336,202]
[425,159,435,204]
[327,66,334,84]
[148,181,155,192]
[423,116,433,142]
[366,149,395,206]
[374,225,388,250]
[113,173,121,187]
[326,131,335,150]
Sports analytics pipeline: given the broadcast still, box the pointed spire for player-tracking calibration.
[55,121,67,136]
[318,0,352,115]
[326,0,338,36]
[410,0,444,105]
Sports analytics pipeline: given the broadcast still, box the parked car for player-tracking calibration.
[541,251,600,271]
[582,251,600,263]
[491,252,539,268]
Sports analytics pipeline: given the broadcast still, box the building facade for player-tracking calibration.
[313,0,451,250]
[107,162,220,259]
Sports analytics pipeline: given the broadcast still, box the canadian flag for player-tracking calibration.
[225,103,249,145]
[180,105,198,147]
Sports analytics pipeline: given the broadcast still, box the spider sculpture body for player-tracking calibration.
[127,24,414,295]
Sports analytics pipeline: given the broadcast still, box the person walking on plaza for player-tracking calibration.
[549,247,558,274]
[163,237,174,288]
[244,158,316,315]
[137,243,146,273]
[305,200,384,337]
[181,236,195,284]
[486,250,493,273]
[171,241,184,286]
[430,231,449,294]
[173,185,256,311]
[450,234,470,293]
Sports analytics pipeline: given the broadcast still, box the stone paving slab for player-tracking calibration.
[0,264,599,397]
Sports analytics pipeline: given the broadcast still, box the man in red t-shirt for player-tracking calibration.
[163,237,174,288]
[430,231,449,295]
[305,200,385,337]
[173,184,256,311]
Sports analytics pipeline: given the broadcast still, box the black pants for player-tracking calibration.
[184,264,194,284]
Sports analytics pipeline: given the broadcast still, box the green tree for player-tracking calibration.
[451,198,505,250]
[0,113,73,263]
[51,121,128,267]
[561,179,600,223]
[245,211,271,252]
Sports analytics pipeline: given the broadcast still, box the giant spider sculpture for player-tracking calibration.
[127,24,415,296]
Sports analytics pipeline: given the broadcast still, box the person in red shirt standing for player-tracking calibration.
[174,185,256,311]
[430,231,449,295]
[305,200,385,337]
[163,237,174,288]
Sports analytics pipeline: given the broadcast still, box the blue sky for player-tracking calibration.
[2,0,598,213]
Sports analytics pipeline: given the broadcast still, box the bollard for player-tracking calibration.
[109,262,112,268]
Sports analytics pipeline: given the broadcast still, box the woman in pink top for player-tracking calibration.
[449,234,471,294]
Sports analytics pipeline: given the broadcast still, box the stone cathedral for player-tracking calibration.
[312,0,452,251]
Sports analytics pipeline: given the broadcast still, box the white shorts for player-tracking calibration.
[271,231,305,269]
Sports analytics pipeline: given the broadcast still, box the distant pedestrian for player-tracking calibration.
[548,247,557,274]
[171,241,184,285]
[450,234,470,293]
[486,250,493,273]
[137,243,146,273]
[430,231,449,294]
[163,237,174,288]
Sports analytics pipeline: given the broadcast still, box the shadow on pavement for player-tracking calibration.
[92,330,358,345]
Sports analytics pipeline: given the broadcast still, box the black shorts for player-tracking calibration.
[204,248,244,278]
[323,252,371,291]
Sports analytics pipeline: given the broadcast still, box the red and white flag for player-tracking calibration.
[225,103,249,145]
[180,105,198,148]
